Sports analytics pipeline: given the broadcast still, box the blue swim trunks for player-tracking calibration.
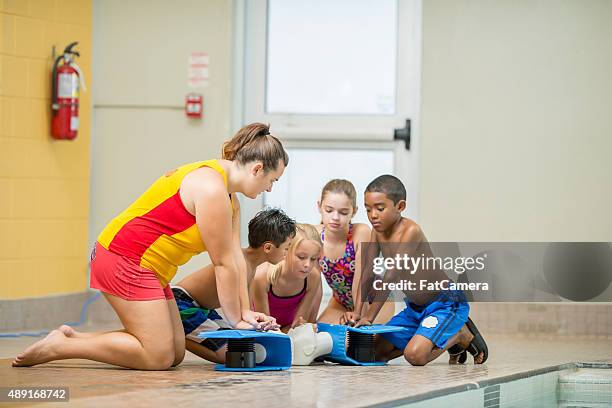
[381,291,469,350]
[171,286,232,351]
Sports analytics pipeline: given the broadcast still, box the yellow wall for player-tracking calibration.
[0,0,92,299]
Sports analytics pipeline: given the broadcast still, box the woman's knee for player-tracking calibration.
[142,355,175,370]
[172,344,186,367]
[141,341,177,370]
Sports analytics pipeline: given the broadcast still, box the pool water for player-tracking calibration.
[389,363,612,407]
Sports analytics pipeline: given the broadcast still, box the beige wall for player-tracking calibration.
[419,0,612,241]
[91,0,235,280]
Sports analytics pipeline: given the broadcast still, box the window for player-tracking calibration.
[266,0,398,115]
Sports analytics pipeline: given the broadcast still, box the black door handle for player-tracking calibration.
[394,119,411,150]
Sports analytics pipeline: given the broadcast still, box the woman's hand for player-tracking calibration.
[339,311,360,326]
[235,320,257,330]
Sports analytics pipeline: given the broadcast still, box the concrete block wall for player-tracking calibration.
[0,0,92,300]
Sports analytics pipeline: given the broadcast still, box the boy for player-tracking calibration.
[172,208,296,363]
[355,175,487,365]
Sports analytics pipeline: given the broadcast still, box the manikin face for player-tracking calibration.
[287,240,321,280]
[364,192,404,233]
[244,160,285,199]
[318,192,355,233]
[262,236,292,264]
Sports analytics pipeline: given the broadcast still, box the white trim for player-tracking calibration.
[233,0,265,246]
[239,0,423,224]
[280,139,396,151]
[242,0,423,136]
[394,0,422,222]
[231,0,247,133]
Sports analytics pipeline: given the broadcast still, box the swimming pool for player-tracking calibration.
[375,362,612,407]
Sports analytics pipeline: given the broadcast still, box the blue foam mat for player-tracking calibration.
[214,365,290,372]
[198,329,288,340]
[197,329,292,371]
[317,323,406,366]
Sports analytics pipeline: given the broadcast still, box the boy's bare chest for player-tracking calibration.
[375,228,410,246]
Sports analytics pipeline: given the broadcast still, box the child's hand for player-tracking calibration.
[242,309,276,330]
[259,319,281,332]
[340,311,360,326]
[291,316,307,329]
[354,317,373,327]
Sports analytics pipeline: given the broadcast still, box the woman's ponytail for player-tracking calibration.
[222,123,288,171]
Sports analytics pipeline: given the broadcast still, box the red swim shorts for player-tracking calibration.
[90,242,174,301]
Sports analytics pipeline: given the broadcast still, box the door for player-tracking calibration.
[236,0,422,236]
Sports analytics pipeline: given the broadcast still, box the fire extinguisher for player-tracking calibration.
[51,42,86,140]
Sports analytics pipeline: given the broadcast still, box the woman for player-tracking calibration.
[13,123,287,370]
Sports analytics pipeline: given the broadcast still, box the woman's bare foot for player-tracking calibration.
[59,325,124,339]
[59,325,76,337]
[12,329,67,367]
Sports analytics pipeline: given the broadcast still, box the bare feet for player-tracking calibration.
[59,325,76,337]
[448,324,486,364]
[448,351,464,365]
[12,329,66,367]
[59,326,125,339]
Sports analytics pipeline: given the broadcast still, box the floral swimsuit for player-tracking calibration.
[319,224,356,311]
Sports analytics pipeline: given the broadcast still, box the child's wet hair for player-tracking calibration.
[248,208,296,248]
[366,175,407,204]
[320,179,357,210]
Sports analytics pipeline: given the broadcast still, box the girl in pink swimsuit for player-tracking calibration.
[252,224,322,332]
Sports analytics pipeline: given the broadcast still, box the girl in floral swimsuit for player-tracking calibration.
[316,179,395,325]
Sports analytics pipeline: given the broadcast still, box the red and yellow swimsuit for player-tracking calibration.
[91,159,230,300]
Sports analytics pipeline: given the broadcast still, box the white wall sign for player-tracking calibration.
[188,52,209,88]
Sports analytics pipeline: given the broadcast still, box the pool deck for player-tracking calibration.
[1,327,611,407]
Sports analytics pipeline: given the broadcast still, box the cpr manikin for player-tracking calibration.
[288,323,333,365]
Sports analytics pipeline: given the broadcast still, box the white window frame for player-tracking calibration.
[239,0,422,145]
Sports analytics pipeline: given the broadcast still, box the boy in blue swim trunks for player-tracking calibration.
[354,175,487,365]
[172,208,297,363]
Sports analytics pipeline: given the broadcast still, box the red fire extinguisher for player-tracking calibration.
[51,42,86,140]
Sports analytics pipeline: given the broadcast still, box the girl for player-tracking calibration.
[252,224,322,332]
[13,123,286,370]
[316,179,395,325]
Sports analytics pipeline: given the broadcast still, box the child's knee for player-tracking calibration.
[373,336,393,362]
[403,345,429,366]
[216,349,226,364]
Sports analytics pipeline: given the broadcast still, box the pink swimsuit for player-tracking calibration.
[267,279,307,327]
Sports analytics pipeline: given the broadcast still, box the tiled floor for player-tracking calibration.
[1,326,611,407]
